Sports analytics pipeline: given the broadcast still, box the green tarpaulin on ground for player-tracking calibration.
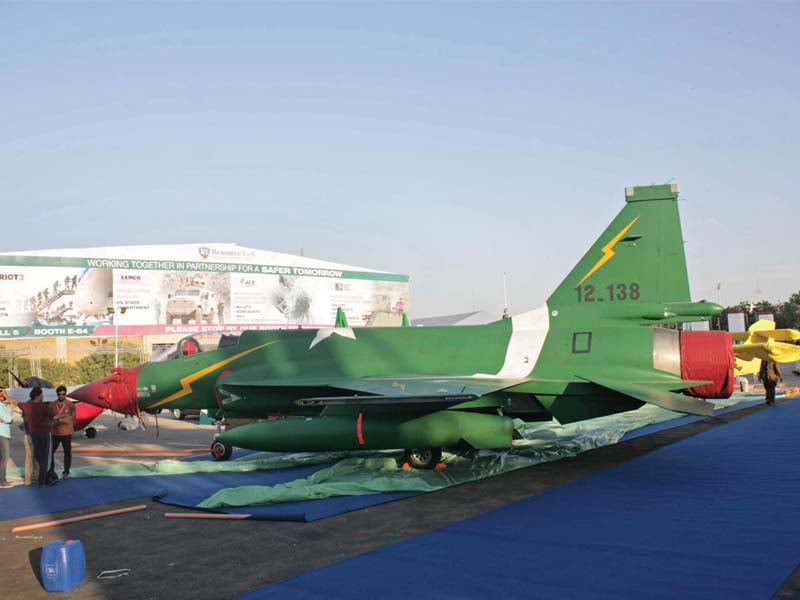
[11,394,761,505]
[198,396,756,509]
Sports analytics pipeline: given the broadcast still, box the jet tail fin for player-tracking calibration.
[547,184,691,312]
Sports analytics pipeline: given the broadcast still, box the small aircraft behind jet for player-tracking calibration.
[5,373,105,438]
[71,184,734,468]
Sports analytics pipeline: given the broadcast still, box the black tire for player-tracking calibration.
[173,408,186,420]
[403,447,442,470]
[84,426,97,439]
[210,440,232,461]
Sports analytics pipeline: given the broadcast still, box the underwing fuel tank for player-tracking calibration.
[219,411,514,453]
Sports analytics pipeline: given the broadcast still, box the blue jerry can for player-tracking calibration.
[40,539,86,592]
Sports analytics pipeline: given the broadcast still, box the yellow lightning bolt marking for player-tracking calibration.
[147,340,280,409]
[392,381,407,392]
[577,216,639,285]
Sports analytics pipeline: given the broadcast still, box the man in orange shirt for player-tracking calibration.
[49,385,76,480]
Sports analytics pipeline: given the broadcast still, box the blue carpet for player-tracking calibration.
[240,398,800,599]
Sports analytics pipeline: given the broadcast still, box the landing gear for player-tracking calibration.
[84,426,97,439]
[172,408,186,420]
[403,447,442,470]
[210,439,232,461]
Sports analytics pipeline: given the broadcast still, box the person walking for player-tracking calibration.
[49,385,75,479]
[0,390,14,487]
[759,359,783,406]
[20,387,55,486]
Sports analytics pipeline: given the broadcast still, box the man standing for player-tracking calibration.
[49,385,75,479]
[759,359,783,406]
[0,390,13,487]
[20,387,55,487]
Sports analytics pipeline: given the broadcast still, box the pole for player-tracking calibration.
[503,272,508,313]
[114,306,119,368]
[12,505,147,533]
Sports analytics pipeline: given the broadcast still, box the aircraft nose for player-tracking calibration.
[69,365,142,415]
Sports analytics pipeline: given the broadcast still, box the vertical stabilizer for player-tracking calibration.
[546,184,690,314]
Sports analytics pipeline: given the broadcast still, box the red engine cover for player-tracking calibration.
[680,331,734,399]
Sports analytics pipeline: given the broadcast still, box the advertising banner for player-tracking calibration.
[0,245,409,337]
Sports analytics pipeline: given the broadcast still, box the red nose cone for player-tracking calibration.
[68,379,112,408]
[69,365,143,415]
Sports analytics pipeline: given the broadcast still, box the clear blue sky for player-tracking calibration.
[2,2,797,317]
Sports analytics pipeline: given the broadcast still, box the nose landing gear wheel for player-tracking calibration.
[210,440,233,461]
[403,447,442,470]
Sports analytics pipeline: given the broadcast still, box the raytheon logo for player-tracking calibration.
[0,274,24,281]
[198,247,211,259]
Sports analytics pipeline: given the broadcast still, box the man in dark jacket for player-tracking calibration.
[20,388,56,486]
[759,360,783,406]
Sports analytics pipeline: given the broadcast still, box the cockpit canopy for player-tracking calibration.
[150,333,241,362]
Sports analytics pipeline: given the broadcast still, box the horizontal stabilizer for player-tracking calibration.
[578,374,715,416]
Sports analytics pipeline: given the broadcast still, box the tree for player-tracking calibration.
[776,291,800,329]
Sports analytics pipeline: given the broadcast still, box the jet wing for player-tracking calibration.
[298,376,531,409]
[219,371,530,410]
[327,376,528,398]
[577,374,716,416]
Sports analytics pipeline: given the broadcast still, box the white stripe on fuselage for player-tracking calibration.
[473,304,550,379]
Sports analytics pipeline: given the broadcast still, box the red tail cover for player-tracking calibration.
[681,331,734,399]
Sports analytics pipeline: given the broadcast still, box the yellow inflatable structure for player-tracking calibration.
[731,320,800,376]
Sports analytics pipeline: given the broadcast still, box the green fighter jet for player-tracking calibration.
[70,184,734,468]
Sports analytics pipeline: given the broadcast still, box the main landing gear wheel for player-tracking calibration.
[173,408,186,420]
[210,440,233,461]
[403,447,442,470]
[84,426,97,439]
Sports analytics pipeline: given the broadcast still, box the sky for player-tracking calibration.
[1,2,798,318]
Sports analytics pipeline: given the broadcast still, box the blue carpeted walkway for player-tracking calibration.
[239,397,800,599]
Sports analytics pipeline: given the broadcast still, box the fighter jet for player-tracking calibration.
[70,184,732,468]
